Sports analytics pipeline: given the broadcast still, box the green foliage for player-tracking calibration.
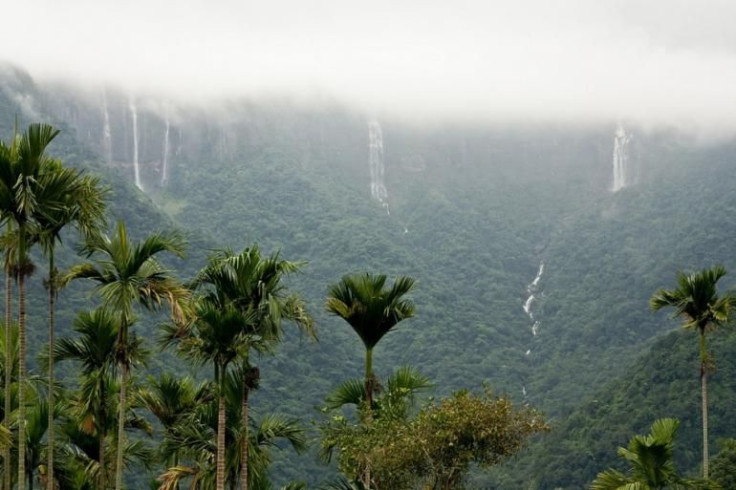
[651,265,736,334]
[590,418,709,490]
[321,384,548,489]
[326,274,415,351]
[710,439,736,489]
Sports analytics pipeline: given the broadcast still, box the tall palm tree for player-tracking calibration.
[326,274,415,414]
[1,229,15,490]
[188,246,314,490]
[54,308,138,489]
[34,161,107,490]
[165,297,249,490]
[65,221,189,490]
[0,319,17,490]
[650,265,735,479]
[0,123,65,490]
[326,274,415,489]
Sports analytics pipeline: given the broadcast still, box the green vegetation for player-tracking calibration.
[1,66,736,488]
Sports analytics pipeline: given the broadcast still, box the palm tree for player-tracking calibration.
[34,160,107,490]
[155,370,307,490]
[0,319,17,490]
[188,246,314,490]
[65,221,189,490]
[0,123,66,490]
[324,366,431,420]
[650,265,735,479]
[1,233,15,490]
[326,274,415,414]
[165,296,250,490]
[326,274,415,489]
[138,373,211,471]
[591,418,708,490]
[54,308,133,488]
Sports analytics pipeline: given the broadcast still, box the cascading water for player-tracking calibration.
[521,260,544,397]
[368,120,390,214]
[129,100,143,191]
[523,261,544,348]
[101,91,112,165]
[612,124,631,192]
[161,116,170,186]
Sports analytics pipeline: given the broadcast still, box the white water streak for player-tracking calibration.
[129,100,143,191]
[368,120,389,214]
[162,116,170,186]
[523,259,544,356]
[102,91,112,165]
[612,124,631,192]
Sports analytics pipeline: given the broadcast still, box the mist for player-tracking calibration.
[3,0,736,135]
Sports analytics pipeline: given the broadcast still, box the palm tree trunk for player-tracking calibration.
[4,267,12,490]
[363,347,373,489]
[46,250,55,490]
[700,329,709,479]
[99,431,105,490]
[365,347,373,420]
[216,366,226,490]
[114,363,128,490]
[240,384,249,490]
[17,266,26,490]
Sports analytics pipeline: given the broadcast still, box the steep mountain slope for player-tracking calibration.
[487,326,736,489]
[3,63,736,486]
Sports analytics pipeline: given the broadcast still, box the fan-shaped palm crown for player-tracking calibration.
[650,265,735,332]
[326,274,415,350]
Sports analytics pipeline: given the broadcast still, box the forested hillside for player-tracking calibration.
[2,62,736,487]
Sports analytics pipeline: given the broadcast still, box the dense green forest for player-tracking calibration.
[1,62,736,488]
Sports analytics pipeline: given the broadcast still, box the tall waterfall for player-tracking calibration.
[101,91,112,165]
[368,120,389,214]
[129,100,143,191]
[612,124,631,192]
[161,116,170,186]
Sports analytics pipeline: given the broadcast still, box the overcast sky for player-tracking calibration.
[2,0,736,133]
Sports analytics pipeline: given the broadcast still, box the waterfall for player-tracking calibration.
[101,91,112,165]
[523,262,544,321]
[161,116,170,186]
[368,120,389,214]
[523,261,545,357]
[612,124,631,192]
[129,100,143,191]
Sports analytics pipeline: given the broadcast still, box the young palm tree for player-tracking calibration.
[34,162,107,490]
[64,221,189,490]
[138,373,211,471]
[591,418,708,490]
[326,274,415,489]
[651,265,736,479]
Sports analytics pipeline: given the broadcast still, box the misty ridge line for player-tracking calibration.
[3,0,736,139]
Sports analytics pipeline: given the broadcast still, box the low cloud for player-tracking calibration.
[3,0,736,135]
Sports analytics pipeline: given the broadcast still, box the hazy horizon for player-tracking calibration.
[3,1,736,136]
